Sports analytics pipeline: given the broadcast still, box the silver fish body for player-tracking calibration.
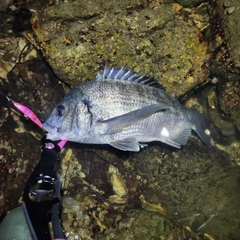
[43,66,211,151]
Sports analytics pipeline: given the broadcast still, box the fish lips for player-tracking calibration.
[42,122,61,139]
[43,122,56,132]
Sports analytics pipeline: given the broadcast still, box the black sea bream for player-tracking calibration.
[43,66,211,151]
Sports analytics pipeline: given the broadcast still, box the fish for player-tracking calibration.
[43,66,211,151]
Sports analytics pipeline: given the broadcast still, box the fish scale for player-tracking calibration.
[43,66,211,151]
[87,81,166,119]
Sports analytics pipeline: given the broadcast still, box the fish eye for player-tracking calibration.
[56,105,65,117]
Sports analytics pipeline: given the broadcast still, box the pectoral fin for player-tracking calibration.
[109,138,140,151]
[99,104,166,135]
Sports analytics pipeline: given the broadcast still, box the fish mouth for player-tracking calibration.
[42,122,63,141]
[42,122,58,134]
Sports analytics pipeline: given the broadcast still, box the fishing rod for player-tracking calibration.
[0,90,67,239]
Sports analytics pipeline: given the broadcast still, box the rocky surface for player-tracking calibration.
[176,0,209,8]
[0,0,240,239]
[208,0,240,127]
[30,1,210,97]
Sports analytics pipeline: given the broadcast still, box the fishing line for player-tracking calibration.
[0,91,67,149]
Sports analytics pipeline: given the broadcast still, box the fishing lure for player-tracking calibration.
[0,91,67,149]
[0,91,43,128]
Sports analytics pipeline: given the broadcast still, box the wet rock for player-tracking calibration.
[0,55,65,216]
[1,2,240,240]
[30,0,210,96]
[209,0,240,123]
[211,113,235,137]
[206,85,236,137]
[102,209,180,240]
[206,85,218,110]
[107,165,128,204]
[0,11,33,79]
[0,130,39,215]
[217,0,240,70]
[0,0,10,11]
[57,137,240,239]
[176,0,208,8]
[215,140,240,167]
[218,80,240,121]
[7,58,65,119]
[204,75,240,125]
[0,36,37,79]
[236,118,240,133]
[184,2,210,32]
[61,196,93,239]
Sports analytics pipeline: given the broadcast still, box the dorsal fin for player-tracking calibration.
[96,65,165,89]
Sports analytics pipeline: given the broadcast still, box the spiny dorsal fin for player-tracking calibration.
[96,65,165,89]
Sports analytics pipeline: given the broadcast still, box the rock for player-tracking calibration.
[107,165,128,204]
[206,85,236,137]
[215,141,240,167]
[0,130,40,214]
[0,56,65,215]
[0,0,10,11]
[213,115,235,137]
[236,118,240,133]
[216,0,240,69]
[184,2,210,32]
[30,1,210,97]
[209,0,240,122]
[1,2,240,239]
[176,0,208,8]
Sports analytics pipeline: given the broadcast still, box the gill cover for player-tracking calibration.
[74,99,92,141]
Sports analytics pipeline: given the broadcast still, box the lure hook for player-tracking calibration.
[0,91,12,102]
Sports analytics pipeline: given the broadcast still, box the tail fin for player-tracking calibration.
[187,109,211,145]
